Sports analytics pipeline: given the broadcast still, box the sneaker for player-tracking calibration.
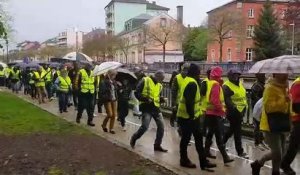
[251,160,262,175]
[122,126,127,131]
[238,152,249,159]
[180,160,197,168]
[281,164,296,175]
[154,145,168,153]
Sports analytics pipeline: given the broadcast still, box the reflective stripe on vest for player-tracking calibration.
[177,77,202,119]
[224,80,247,112]
[11,70,20,80]
[141,76,162,108]
[45,68,52,82]
[206,80,225,111]
[34,71,46,87]
[176,74,185,104]
[80,69,95,94]
[201,78,209,111]
[58,76,71,92]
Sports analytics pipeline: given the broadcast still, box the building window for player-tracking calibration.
[160,18,167,27]
[211,49,215,62]
[227,48,232,61]
[247,25,255,38]
[248,8,254,18]
[246,48,254,61]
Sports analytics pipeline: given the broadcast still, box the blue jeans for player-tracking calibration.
[132,112,165,146]
[58,91,68,112]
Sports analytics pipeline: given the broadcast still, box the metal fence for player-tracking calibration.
[160,82,254,127]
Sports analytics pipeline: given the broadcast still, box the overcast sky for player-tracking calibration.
[7,0,230,44]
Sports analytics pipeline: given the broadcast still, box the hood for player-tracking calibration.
[210,66,223,80]
[267,77,289,89]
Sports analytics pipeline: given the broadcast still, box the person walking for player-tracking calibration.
[204,66,234,164]
[177,64,217,171]
[130,70,168,152]
[251,73,267,149]
[251,74,291,175]
[170,63,189,127]
[23,67,31,95]
[131,67,144,117]
[9,67,21,93]
[280,77,300,175]
[0,65,5,87]
[117,79,132,131]
[28,69,36,99]
[55,69,71,113]
[100,70,118,134]
[34,66,47,104]
[43,64,53,100]
[75,64,96,127]
[69,62,79,110]
[223,69,249,159]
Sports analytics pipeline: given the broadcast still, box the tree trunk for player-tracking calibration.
[163,44,166,68]
[219,40,223,63]
[125,54,128,64]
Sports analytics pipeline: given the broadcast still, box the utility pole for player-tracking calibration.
[290,21,295,55]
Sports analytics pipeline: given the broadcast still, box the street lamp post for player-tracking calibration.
[290,21,295,55]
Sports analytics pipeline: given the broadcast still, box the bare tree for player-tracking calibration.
[116,37,131,64]
[208,9,244,62]
[144,18,184,64]
[40,46,71,60]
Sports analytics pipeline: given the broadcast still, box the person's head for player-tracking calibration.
[187,64,200,79]
[0,65,3,71]
[255,73,266,84]
[206,69,212,79]
[13,66,18,71]
[228,69,241,83]
[38,66,43,72]
[122,79,129,86]
[43,64,48,69]
[107,69,117,80]
[73,62,78,70]
[210,66,223,82]
[84,64,93,71]
[273,73,288,84]
[60,69,68,77]
[181,63,190,77]
[154,70,165,83]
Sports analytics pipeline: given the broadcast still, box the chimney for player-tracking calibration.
[177,5,183,24]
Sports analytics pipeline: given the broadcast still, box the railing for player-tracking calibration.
[160,82,255,127]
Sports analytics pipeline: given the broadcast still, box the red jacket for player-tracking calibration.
[291,81,300,122]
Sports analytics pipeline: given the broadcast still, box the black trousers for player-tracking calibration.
[178,117,208,167]
[58,91,68,112]
[0,77,5,86]
[204,115,228,159]
[253,118,264,145]
[45,81,53,99]
[282,122,300,167]
[77,92,95,123]
[224,115,244,155]
[118,100,129,127]
[72,90,78,109]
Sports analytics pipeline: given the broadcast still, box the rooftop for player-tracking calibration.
[207,0,290,14]
[146,2,170,11]
[105,0,169,11]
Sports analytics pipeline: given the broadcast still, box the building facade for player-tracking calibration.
[207,0,289,63]
[105,0,169,35]
[115,13,184,64]
[83,28,106,44]
[57,28,84,50]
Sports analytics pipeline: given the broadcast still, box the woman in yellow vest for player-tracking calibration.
[34,66,47,104]
[55,69,71,113]
[176,64,217,171]
[251,74,291,175]
[9,66,21,94]
[223,69,249,159]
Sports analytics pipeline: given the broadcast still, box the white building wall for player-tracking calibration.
[145,51,184,64]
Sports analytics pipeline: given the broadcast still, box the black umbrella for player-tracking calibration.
[116,68,137,85]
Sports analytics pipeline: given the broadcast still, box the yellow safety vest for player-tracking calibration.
[58,76,71,92]
[223,80,248,112]
[11,70,20,80]
[141,76,162,108]
[44,68,52,82]
[290,77,300,121]
[56,70,61,77]
[0,70,4,77]
[34,71,46,87]
[80,69,95,94]
[177,77,202,119]
[5,68,11,77]
[201,78,209,111]
[29,73,35,84]
[175,74,185,104]
[205,80,225,112]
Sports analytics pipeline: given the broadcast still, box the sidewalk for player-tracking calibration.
[14,92,300,175]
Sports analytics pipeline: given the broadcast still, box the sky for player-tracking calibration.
[7,0,230,45]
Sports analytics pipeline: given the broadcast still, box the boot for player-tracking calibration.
[180,159,196,168]
[154,145,168,153]
[251,160,262,175]
[281,163,296,175]
[220,148,234,164]
[200,159,216,172]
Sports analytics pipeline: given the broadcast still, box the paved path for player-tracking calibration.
[11,92,300,175]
